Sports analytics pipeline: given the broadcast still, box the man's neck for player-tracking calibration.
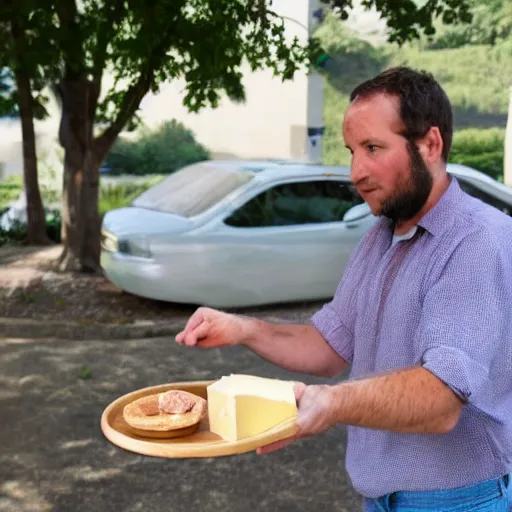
[394,173,451,236]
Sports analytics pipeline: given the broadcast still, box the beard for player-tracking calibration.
[381,141,433,224]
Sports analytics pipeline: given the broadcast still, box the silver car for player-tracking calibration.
[100,160,512,307]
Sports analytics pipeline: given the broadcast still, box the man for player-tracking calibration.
[176,67,512,511]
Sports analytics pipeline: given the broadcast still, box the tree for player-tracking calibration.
[1,0,472,271]
[0,3,55,244]
[322,0,472,44]
[423,0,512,49]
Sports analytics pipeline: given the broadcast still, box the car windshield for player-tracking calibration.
[132,162,254,217]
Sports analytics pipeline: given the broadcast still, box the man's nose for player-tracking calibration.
[350,154,368,185]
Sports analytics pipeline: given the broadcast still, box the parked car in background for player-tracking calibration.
[100,160,512,307]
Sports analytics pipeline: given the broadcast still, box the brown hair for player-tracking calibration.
[350,66,453,161]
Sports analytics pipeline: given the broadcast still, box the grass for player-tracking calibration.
[322,82,351,166]
[99,176,164,214]
[78,365,93,380]
[0,174,166,213]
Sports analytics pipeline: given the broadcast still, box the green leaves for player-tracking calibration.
[425,0,512,49]
[2,0,478,144]
[322,0,473,45]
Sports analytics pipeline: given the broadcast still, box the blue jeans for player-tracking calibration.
[363,475,511,511]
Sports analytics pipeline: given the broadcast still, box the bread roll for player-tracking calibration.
[123,390,207,432]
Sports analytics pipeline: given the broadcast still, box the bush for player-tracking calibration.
[0,175,23,210]
[0,208,62,247]
[0,219,27,246]
[45,209,61,243]
[99,176,164,214]
[0,176,165,246]
[105,120,210,176]
[449,128,505,181]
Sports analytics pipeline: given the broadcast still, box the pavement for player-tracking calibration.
[0,303,325,341]
[0,316,186,341]
[0,334,361,512]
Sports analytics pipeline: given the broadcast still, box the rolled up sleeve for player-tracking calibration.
[312,303,354,363]
[414,230,510,410]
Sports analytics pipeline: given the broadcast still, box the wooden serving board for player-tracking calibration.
[101,380,300,458]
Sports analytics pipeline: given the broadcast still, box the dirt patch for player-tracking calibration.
[0,244,324,325]
[0,245,193,324]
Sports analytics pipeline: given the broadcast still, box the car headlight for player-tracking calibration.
[101,229,118,252]
[117,237,152,259]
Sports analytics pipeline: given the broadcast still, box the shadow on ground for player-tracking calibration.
[0,336,361,512]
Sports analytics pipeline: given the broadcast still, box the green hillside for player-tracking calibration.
[318,12,512,178]
[390,42,512,123]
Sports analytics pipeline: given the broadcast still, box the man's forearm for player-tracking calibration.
[240,317,348,378]
[330,366,463,433]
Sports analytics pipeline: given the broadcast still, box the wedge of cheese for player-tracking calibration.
[207,374,297,442]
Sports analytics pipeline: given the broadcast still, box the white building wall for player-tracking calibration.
[0,0,325,180]
[139,0,324,162]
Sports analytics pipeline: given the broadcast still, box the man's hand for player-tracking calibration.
[257,366,464,455]
[257,382,337,455]
[176,309,347,377]
[175,307,250,348]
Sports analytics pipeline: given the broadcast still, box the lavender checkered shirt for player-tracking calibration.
[311,177,512,498]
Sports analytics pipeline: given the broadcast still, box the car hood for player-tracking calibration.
[102,207,194,237]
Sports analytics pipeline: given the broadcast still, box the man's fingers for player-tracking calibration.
[293,381,307,402]
[176,317,206,345]
[186,321,210,346]
[256,436,297,455]
[181,311,206,338]
[175,311,207,346]
[180,320,211,346]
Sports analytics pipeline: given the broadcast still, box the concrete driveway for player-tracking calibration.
[0,335,361,512]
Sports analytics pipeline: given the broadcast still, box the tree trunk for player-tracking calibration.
[55,68,151,272]
[11,29,49,245]
[57,77,101,273]
[80,149,102,272]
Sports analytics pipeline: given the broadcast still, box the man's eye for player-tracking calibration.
[367,145,377,152]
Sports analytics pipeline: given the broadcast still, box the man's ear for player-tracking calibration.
[416,126,443,164]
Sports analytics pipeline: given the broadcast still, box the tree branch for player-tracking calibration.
[55,0,86,77]
[93,71,152,159]
[93,8,178,159]
[92,0,125,91]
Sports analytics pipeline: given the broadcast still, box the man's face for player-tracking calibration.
[343,93,433,224]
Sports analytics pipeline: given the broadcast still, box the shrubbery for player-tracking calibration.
[0,177,164,246]
[98,177,164,214]
[105,120,210,176]
[0,208,61,246]
[449,128,505,181]
[0,175,24,207]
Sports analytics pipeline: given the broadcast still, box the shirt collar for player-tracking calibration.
[380,176,463,238]
[417,176,463,237]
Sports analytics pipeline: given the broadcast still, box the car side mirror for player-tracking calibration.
[342,203,371,223]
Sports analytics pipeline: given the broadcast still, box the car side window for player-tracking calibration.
[457,178,511,216]
[224,180,364,228]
